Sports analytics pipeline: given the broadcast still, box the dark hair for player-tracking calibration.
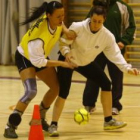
[93,0,110,10]
[90,6,107,19]
[20,1,63,25]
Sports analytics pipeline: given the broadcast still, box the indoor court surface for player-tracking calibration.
[0,65,140,140]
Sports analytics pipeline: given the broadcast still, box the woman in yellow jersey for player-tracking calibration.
[4,1,76,139]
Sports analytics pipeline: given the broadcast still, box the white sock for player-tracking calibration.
[5,125,10,129]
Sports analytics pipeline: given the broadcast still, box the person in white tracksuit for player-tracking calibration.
[47,5,140,137]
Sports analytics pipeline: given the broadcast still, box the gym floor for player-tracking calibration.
[0,65,140,140]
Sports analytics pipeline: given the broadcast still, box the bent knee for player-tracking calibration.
[59,89,69,99]
[20,78,37,104]
[20,88,37,104]
[49,84,60,96]
[28,89,37,99]
[101,80,111,91]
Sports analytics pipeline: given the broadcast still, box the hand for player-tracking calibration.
[65,30,77,40]
[65,53,78,68]
[128,68,140,75]
[118,42,125,49]
[61,61,75,69]
[65,53,74,63]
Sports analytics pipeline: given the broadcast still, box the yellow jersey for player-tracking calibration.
[20,15,62,59]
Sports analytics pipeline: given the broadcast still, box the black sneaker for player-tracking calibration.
[3,125,18,139]
[41,119,49,131]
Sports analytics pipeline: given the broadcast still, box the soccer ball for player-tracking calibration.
[74,108,90,125]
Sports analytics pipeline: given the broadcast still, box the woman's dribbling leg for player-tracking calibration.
[36,67,59,131]
[76,62,127,130]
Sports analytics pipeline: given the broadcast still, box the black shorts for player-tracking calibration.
[15,50,47,72]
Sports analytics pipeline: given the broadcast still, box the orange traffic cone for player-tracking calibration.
[28,104,44,140]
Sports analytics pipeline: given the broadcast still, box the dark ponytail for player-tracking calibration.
[90,6,107,19]
[89,0,109,19]
[20,1,63,25]
[93,0,110,9]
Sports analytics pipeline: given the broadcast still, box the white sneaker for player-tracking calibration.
[85,106,96,114]
[112,108,119,115]
[48,124,59,137]
[104,118,127,130]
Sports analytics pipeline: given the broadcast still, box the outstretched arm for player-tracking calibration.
[103,35,139,75]
[27,39,74,69]
[127,68,140,75]
[46,60,75,69]
[59,32,78,67]
[62,23,77,40]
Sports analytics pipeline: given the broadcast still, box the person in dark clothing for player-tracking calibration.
[83,0,136,115]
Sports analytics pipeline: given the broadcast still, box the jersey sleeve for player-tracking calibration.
[69,22,81,35]
[59,22,81,56]
[28,39,47,68]
[120,4,136,45]
[103,34,132,73]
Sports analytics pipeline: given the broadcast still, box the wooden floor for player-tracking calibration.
[0,65,140,140]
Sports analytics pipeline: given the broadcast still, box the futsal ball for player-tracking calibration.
[74,108,90,125]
